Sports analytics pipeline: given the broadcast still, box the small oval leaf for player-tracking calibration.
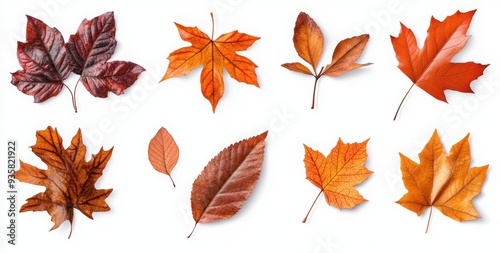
[148,127,179,187]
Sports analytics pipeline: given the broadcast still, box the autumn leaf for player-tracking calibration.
[396,130,488,233]
[302,138,372,223]
[391,10,489,120]
[160,13,260,113]
[11,12,145,112]
[11,15,73,103]
[14,126,113,238]
[188,131,267,238]
[66,12,144,100]
[282,12,371,109]
[148,127,179,187]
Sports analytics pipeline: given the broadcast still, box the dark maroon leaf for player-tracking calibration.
[66,11,116,75]
[10,12,145,112]
[11,16,73,102]
[80,61,145,97]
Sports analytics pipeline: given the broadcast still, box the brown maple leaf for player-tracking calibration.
[282,12,371,109]
[302,138,372,223]
[11,12,145,112]
[188,131,267,238]
[160,13,260,113]
[391,10,489,120]
[397,130,488,233]
[14,127,113,238]
[148,127,179,187]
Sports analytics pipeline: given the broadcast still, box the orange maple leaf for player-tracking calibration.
[160,13,259,112]
[391,10,489,120]
[14,126,113,238]
[397,130,488,233]
[302,138,372,223]
[282,12,371,109]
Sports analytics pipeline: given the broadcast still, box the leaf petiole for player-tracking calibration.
[210,12,214,40]
[187,222,198,238]
[310,66,324,109]
[393,83,415,120]
[168,174,176,188]
[302,190,323,223]
[425,206,433,233]
[72,78,81,113]
[63,83,78,113]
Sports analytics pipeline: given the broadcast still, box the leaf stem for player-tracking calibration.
[393,83,415,121]
[302,190,323,223]
[425,206,433,233]
[187,222,198,238]
[68,223,73,239]
[72,77,81,113]
[210,12,214,40]
[63,84,77,113]
[311,67,324,109]
[168,174,176,188]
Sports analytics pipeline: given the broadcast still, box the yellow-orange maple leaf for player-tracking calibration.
[397,130,488,232]
[302,138,372,223]
[160,13,259,112]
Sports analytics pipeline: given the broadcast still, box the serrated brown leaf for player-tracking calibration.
[14,126,113,238]
[397,130,488,233]
[148,127,179,187]
[11,12,144,112]
[391,10,489,120]
[302,138,372,223]
[188,131,268,238]
[160,13,260,113]
[282,12,371,109]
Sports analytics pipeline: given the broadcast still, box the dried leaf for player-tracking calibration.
[302,138,372,223]
[391,10,489,120]
[148,127,179,187]
[11,15,73,103]
[67,12,144,98]
[11,12,145,112]
[160,13,260,113]
[188,131,268,238]
[282,12,371,109]
[14,126,113,238]
[397,130,488,232]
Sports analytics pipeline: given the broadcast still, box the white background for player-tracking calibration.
[1,0,499,252]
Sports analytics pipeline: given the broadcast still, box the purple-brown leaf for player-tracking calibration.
[10,12,145,112]
[80,61,145,98]
[11,16,73,102]
[188,131,268,238]
[66,11,116,75]
[67,11,144,98]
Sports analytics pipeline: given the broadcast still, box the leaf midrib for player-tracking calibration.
[197,143,261,222]
[413,16,469,84]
